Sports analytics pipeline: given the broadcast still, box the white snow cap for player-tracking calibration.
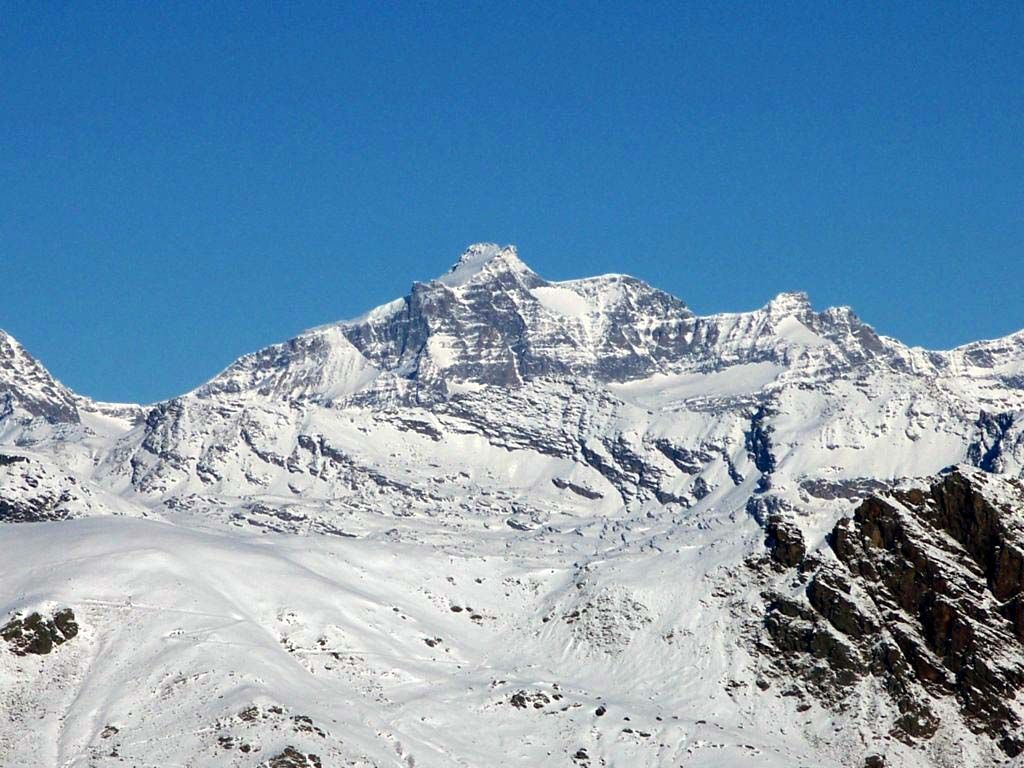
[765,291,813,317]
[436,243,534,287]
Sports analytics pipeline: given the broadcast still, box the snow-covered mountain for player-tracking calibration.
[3,244,1024,767]
[0,329,80,424]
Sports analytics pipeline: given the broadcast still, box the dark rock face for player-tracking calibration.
[968,411,1018,473]
[764,513,806,567]
[745,406,776,492]
[0,491,74,523]
[763,590,866,688]
[552,477,604,500]
[1,608,78,655]
[265,746,322,768]
[761,471,1024,755]
[0,452,81,522]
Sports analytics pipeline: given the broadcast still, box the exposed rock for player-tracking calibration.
[1,608,78,655]
[805,570,876,637]
[510,690,550,709]
[764,513,806,567]
[968,411,1016,473]
[763,592,866,690]
[0,493,74,523]
[799,477,888,502]
[265,746,322,768]
[745,406,776,491]
[760,471,1024,755]
[551,476,603,500]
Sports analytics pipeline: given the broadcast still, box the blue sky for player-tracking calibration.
[2,2,1022,403]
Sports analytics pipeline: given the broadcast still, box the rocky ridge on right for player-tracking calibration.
[758,468,1024,759]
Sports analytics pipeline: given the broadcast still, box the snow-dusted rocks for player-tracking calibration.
[0,330,80,424]
[198,325,380,403]
[1,608,78,656]
[2,243,1024,767]
[758,468,1024,760]
[342,244,696,389]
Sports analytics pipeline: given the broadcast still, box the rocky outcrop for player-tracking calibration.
[764,513,806,567]
[551,477,604,500]
[761,470,1024,755]
[969,411,1017,473]
[1,608,78,655]
[745,406,776,491]
[0,452,104,522]
[0,491,74,522]
[264,746,322,768]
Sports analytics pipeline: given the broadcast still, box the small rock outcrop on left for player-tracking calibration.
[1,608,78,656]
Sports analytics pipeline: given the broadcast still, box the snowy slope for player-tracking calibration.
[3,244,1024,767]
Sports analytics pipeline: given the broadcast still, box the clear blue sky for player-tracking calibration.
[2,2,1022,403]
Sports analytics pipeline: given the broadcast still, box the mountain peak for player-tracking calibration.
[0,329,80,424]
[0,327,21,352]
[435,243,536,288]
[765,291,812,317]
[0,329,37,373]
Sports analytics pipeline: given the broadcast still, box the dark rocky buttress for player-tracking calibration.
[759,470,1024,757]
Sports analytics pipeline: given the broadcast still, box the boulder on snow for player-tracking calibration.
[1,608,78,655]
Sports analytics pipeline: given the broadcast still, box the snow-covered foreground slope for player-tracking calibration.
[3,244,1024,767]
[1,493,826,768]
